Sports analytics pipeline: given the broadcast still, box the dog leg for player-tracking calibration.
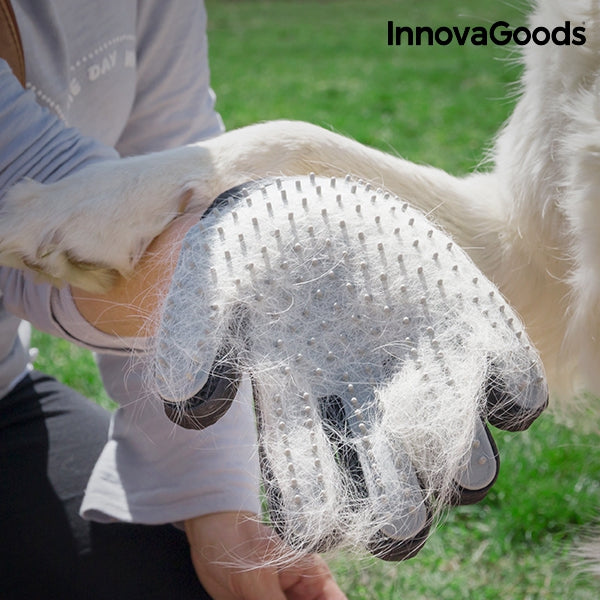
[562,74,600,394]
[0,121,502,295]
[490,0,600,395]
[0,143,222,292]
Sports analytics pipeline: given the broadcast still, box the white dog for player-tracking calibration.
[0,0,597,559]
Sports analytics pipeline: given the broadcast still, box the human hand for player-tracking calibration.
[185,512,347,600]
[154,175,548,560]
[72,211,203,338]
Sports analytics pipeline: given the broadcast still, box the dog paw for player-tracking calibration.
[0,150,204,292]
[150,175,548,560]
[0,179,122,291]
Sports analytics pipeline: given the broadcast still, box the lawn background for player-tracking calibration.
[31,1,600,598]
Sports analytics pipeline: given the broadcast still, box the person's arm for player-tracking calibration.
[0,58,142,353]
[0,60,119,196]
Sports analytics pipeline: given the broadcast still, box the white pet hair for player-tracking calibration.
[490,0,600,403]
[489,0,600,572]
[148,175,546,560]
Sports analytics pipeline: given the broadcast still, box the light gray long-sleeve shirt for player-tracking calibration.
[0,0,261,523]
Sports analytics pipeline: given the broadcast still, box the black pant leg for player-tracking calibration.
[0,371,212,600]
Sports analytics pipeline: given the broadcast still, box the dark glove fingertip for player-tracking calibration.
[485,373,548,432]
[162,362,240,430]
[163,395,234,430]
[367,519,431,561]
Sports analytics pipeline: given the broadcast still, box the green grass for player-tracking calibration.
[30,331,115,410]
[31,1,600,597]
[330,417,600,599]
[206,0,524,173]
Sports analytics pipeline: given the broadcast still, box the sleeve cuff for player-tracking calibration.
[80,374,262,524]
[49,284,148,354]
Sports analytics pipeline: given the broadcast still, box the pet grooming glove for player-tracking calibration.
[150,175,547,560]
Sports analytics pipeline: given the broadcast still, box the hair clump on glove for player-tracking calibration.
[145,175,547,563]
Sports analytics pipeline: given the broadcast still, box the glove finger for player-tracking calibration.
[485,357,548,432]
[450,419,499,506]
[162,351,240,430]
[257,383,430,560]
[158,305,249,430]
[319,394,430,562]
[254,384,346,554]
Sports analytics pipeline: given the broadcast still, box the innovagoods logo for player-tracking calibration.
[387,20,586,46]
